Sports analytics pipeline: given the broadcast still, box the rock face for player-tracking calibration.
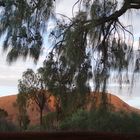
[0,95,18,124]
[86,93,140,113]
[0,95,55,125]
[0,93,139,126]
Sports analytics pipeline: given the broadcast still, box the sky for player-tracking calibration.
[1,0,140,108]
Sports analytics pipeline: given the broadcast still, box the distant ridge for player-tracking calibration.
[0,93,140,126]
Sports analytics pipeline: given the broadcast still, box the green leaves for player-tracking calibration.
[0,0,54,63]
[18,68,50,125]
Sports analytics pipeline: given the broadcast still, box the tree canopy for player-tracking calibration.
[0,0,139,61]
[18,68,50,125]
[2,0,140,110]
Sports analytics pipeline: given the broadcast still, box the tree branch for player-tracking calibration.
[83,0,140,29]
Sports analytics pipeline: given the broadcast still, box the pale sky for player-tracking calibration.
[1,0,140,109]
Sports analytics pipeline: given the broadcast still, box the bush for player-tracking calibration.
[59,109,140,133]
[42,112,58,131]
[27,125,41,131]
[17,114,30,131]
[0,119,18,132]
[60,109,88,131]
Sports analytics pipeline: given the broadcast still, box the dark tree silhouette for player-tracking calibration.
[14,92,30,130]
[18,69,50,126]
[0,0,139,62]
[1,0,140,110]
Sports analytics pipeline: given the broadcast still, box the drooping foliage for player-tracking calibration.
[41,49,92,117]
[44,0,133,108]
[3,0,140,114]
[13,1,140,131]
[0,0,54,62]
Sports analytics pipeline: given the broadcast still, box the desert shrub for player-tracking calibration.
[42,112,58,130]
[59,109,140,133]
[28,112,58,131]
[17,114,30,131]
[0,119,18,132]
[60,109,88,130]
[27,125,41,131]
[0,108,8,118]
[87,110,125,132]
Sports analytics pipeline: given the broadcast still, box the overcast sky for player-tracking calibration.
[1,0,140,108]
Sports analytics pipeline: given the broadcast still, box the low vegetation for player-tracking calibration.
[0,119,18,132]
[59,109,140,133]
[0,108,17,132]
[1,107,140,133]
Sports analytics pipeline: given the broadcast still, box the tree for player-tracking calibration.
[14,92,30,130]
[42,0,132,109]
[18,68,50,126]
[0,0,139,61]
[1,0,140,109]
[0,0,137,66]
[41,51,92,120]
[0,0,55,63]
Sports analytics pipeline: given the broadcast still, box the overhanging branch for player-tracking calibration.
[84,0,140,29]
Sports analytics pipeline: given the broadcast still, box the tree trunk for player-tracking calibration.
[40,109,43,126]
